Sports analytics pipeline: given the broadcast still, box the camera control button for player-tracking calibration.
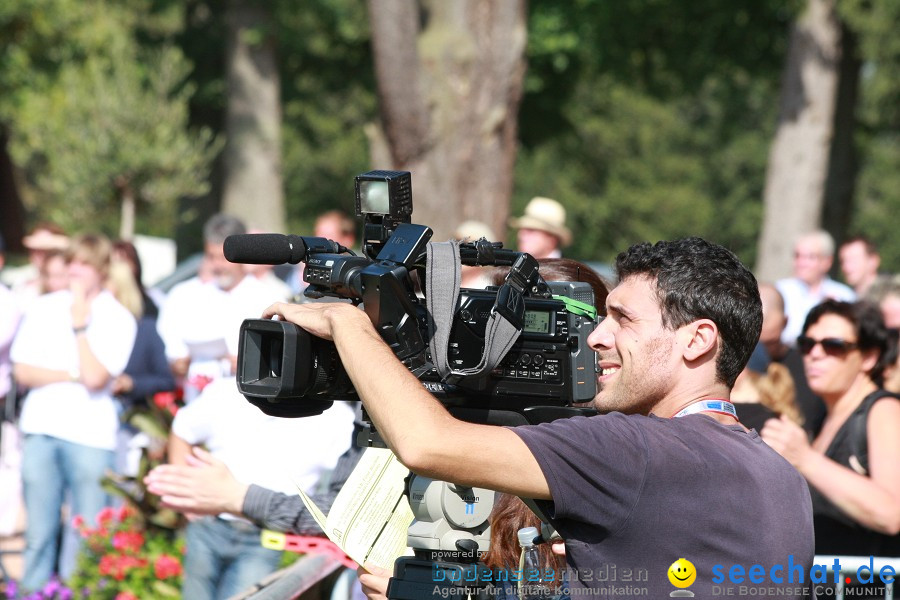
[533,355,544,366]
[520,354,531,365]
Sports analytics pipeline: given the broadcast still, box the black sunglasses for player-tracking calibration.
[797,336,859,357]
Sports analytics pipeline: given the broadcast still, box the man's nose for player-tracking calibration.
[587,317,614,350]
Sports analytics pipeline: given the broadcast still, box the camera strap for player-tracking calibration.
[426,241,523,383]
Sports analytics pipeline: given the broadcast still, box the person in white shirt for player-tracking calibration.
[11,234,137,591]
[168,377,355,600]
[776,229,856,347]
[156,214,278,402]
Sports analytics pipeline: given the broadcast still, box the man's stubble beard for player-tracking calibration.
[593,333,672,416]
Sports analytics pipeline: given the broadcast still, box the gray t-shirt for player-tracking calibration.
[513,412,815,598]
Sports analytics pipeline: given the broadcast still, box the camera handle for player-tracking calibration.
[426,241,536,384]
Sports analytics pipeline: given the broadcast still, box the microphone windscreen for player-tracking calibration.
[224,234,305,264]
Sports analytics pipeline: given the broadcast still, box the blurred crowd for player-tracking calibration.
[2,198,900,599]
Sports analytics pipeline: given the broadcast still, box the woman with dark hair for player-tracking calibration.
[491,257,610,315]
[762,299,900,558]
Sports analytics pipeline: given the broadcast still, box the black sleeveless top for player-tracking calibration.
[810,390,900,556]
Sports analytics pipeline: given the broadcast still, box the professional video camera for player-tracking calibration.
[224,170,598,599]
[224,170,598,421]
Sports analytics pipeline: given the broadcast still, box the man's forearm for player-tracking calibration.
[75,332,112,391]
[242,486,322,535]
[331,321,457,475]
[260,301,550,499]
[168,434,192,466]
[13,363,72,387]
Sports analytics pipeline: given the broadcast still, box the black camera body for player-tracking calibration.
[444,285,596,406]
[227,170,598,420]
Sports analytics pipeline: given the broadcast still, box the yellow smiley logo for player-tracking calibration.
[668,558,697,588]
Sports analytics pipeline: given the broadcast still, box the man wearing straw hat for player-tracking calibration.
[509,197,572,259]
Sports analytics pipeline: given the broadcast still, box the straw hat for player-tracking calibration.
[454,220,497,242]
[508,197,572,247]
[22,229,69,251]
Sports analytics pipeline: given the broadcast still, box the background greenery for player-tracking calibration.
[2,0,900,271]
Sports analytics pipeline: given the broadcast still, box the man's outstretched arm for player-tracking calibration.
[261,302,551,500]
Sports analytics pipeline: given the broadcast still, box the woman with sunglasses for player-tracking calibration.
[761,299,900,558]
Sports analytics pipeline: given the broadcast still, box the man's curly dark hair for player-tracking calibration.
[615,237,762,388]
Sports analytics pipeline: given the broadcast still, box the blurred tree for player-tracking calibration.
[515,0,800,266]
[0,0,219,240]
[756,0,859,281]
[837,0,900,273]
[273,0,376,236]
[366,0,527,243]
[0,129,26,252]
[176,0,375,251]
[220,0,284,233]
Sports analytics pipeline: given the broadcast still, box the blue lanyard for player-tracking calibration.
[672,399,738,419]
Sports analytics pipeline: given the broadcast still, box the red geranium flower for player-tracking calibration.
[97,506,117,526]
[112,530,145,554]
[99,554,116,576]
[154,554,183,579]
[116,504,135,522]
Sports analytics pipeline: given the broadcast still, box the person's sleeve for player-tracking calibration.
[0,289,19,351]
[510,413,649,532]
[156,289,188,361]
[125,320,176,400]
[9,303,43,366]
[242,439,364,535]
[170,392,211,444]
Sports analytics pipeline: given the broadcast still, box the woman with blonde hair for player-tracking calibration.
[11,233,137,591]
[107,242,175,474]
[731,362,804,431]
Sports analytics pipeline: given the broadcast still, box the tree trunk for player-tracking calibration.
[221,0,285,233]
[119,186,136,241]
[756,0,850,281]
[0,127,27,253]
[821,23,861,248]
[366,0,527,244]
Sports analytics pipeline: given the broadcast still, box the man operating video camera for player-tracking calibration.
[261,236,816,599]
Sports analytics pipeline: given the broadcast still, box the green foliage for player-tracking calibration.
[839,0,900,130]
[1,0,218,238]
[838,0,900,273]
[515,77,771,265]
[516,0,793,266]
[174,0,376,244]
[5,0,900,272]
[68,504,184,599]
[275,0,376,235]
[102,391,185,532]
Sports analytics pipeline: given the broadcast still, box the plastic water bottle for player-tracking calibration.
[517,526,556,599]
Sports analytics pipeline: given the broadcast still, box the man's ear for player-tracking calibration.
[682,319,719,362]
